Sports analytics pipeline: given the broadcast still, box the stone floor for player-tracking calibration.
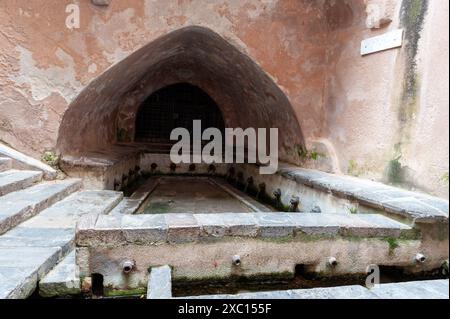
[138,177,259,214]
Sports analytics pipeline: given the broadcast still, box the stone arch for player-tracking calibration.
[57,26,305,163]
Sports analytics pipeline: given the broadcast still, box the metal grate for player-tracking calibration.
[135,83,225,145]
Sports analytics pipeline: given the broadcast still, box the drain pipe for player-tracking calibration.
[289,196,300,212]
[327,257,338,267]
[415,253,427,264]
[232,255,241,266]
[122,260,135,274]
[442,260,449,276]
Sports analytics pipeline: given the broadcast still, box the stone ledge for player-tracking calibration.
[278,165,449,224]
[0,144,57,180]
[60,144,142,171]
[184,279,449,299]
[75,212,415,247]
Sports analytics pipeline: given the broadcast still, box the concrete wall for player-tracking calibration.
[0,0,448,198]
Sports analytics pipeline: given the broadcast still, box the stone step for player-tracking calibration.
[39,251,80,298]
[0,157,12,172]
[0,246,62,299]
[0,179,82,235]
[185,280,449,299]
[0,190,123,299]
[0,170,43,197]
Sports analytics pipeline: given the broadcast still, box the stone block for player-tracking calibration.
[147,265,172,299]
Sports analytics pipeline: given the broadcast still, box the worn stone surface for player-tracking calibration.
[39,251,80,297]
[381,198,448,222]
[21,190,122,229]
[139,177,257,214]
[121,214,168,244]
[0,179,82,235]
[185,280,449,299]
[0,188,122,298]
[195,213,259,238]
[165,213,200,244]
[0,246,61,298]
[252,213,296,238]
[0,144,57,179]
[277,167,449,223]
[369,280,449,299]
[0,227,74,256]
[0,157,12,172]
[147,265,172,299]
[0,170,42,196]
[187,285,377,299]
[80,212,413,247]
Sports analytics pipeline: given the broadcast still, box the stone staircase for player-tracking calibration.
[0,155,123,298]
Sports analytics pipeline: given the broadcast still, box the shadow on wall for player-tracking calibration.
[56,26,305,164]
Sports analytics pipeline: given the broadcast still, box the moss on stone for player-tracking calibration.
[41,151,59,168]
[386,237,400,251]
[104,287,147,297]
[386,156,404,184]
[142,201,172,214]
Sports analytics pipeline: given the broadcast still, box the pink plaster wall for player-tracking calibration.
[0,0,448,198]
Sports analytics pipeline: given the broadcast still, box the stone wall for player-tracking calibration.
[0,0,448,198]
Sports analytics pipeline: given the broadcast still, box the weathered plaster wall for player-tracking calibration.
[57,26,306,163]
[0,0,326,160]
[0,0,448,198]
[323,0,449,199]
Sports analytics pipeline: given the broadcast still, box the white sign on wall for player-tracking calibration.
[361,29,403,56]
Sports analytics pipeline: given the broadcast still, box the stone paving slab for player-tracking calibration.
[39,251,80,298]
[0,246,62,298]
[0,266,38,299]
[185,285,377,299]
[251,213,296,237]
[0,179,82,235]
[77,212,413,247]
[147,265,172,299]
[0,170,43,196]
[369,280,449,299]
[185,280,449,299]
[0,157,12,172]
[195,213,259,238]
[0,227,74,256]
[121,214,167,243]
[165,213,200,244]
[277,165,448,223]
[0,190,122,299]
